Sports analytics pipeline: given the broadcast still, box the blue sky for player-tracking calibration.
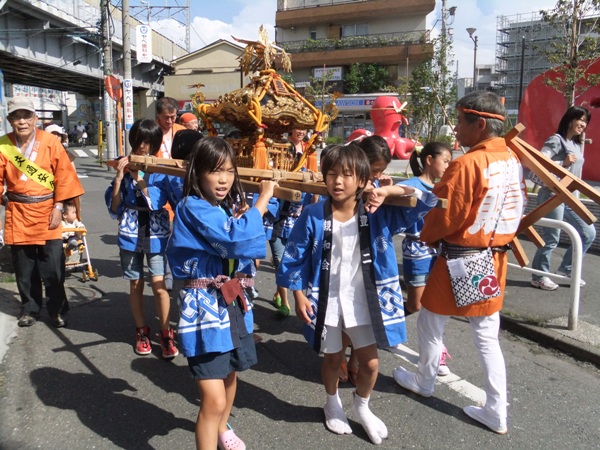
[189,0,259,23]
[155,0,558,78]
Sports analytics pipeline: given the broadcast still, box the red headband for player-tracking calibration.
[458,107,505,121]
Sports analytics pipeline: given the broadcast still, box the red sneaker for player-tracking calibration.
[135,326,152,355]
[159,329,179,359]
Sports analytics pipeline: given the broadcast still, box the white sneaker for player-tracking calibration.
[530,276,558,291]
[463,405,507,434]
[556,269,586,287]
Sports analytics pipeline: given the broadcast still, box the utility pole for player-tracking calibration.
[441,0,447,124]
[185,0,190,52]
[123,0,132,153]
[101,0,116,161]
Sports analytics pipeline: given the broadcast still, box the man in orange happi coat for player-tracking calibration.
[155,96,185,290]
[0,98,84,328]
[393,91,527,435]
[156,97,186,159]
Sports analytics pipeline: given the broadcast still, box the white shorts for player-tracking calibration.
[321,323,376,354]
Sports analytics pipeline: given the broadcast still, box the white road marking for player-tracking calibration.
[70,148,98,159]
[390,344,486,405]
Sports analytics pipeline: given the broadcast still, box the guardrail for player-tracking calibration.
[508,217,583,330]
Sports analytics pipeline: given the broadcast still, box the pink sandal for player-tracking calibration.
[218,429,246,450]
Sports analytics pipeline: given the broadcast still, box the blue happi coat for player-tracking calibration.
[166,196,267,357]
[105,172,177,253]
[276,188,438,352]
[399,177,438,276]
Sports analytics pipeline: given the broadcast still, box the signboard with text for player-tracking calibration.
[314,96,385,111]
[313,66,342,81]
[123,79,134,129]
[136,25,152,63]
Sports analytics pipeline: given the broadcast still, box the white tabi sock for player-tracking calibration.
[324,392,352,435]
[351,391,388,445]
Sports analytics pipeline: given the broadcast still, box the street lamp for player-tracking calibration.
[467,27,478,91]
[518,36,527,109]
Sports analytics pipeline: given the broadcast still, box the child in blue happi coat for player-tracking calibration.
[269,190,312,316]
[276,143,437,444]
[105,119,180,359]
[402,142,453,376]
[166,137,276,450]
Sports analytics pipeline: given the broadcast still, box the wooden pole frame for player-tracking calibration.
[504,123,600,266]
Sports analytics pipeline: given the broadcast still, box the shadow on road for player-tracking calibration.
[30,367,195,449]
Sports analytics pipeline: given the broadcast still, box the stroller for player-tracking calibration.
[62,197,98,281]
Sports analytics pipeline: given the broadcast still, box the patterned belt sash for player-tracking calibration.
[183,275,254,289]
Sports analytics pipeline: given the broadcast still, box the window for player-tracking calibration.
[309,27,317,40]
[342,23,368,37]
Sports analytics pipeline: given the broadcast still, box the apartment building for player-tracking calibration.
[275,0,435,138]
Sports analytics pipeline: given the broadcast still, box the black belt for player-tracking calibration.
[6,192,53,204]
[441,241,510,259]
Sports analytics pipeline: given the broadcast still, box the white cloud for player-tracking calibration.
[152,0,276,52]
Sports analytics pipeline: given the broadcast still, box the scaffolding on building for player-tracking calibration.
[496,10,600,112]
[495,12,556,112]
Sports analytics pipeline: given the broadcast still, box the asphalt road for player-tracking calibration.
[0,155,599,449]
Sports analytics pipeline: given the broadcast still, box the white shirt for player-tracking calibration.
[324,213,370,328]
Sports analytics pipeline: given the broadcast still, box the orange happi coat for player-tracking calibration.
[420,137,528,316]
[0,130,84,245]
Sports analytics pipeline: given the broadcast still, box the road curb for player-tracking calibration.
[500,314,600,368]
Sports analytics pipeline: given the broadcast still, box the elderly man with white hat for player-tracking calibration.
[0,97,84,328]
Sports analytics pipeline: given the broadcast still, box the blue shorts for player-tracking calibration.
[187,333,257,379]
[120,250,165,280]
[268,236,287,268]
[404,273,428,287]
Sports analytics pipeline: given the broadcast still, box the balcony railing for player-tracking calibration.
[277,0,369,11]
[280,30,430,53]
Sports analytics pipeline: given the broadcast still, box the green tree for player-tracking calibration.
[405,34,457,141]
[539,0,600,106]
[343,63,394,94]
[303,66,339,115]
[407,63,439,140]
[304,68,334,103]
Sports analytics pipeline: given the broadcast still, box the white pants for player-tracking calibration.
[415,307,507,421]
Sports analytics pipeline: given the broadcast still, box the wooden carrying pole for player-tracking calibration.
[278,180,448,209]
[106,157,302,202]
[124,155,324,182]
[504,124,600,267]
[115,155,444,208]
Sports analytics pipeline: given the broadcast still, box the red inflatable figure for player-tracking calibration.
[346,96,418,159]
[519,59,600,181]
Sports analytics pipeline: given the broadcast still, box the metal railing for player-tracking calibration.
[280,30,429,53]
[278,0,369,10]
[508,217,583,330]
